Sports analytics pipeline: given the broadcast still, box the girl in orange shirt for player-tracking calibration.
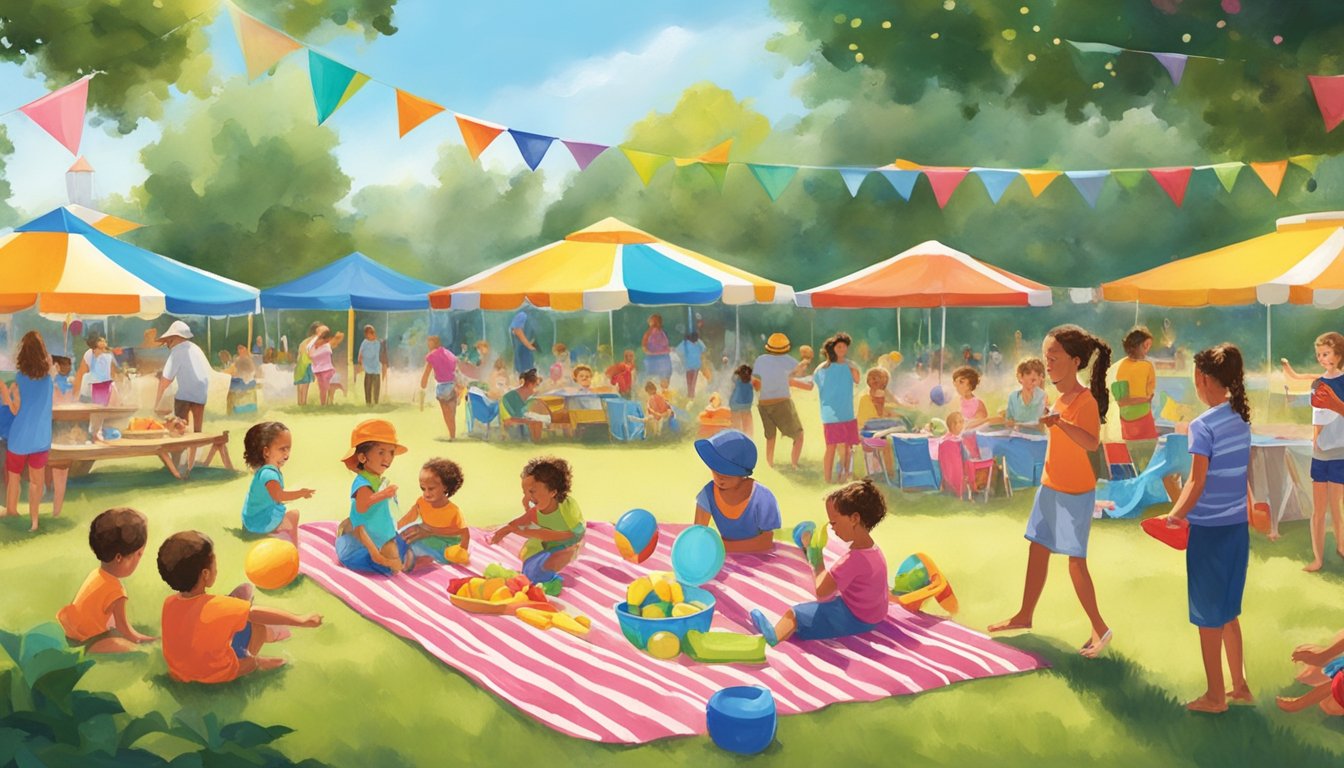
[990,325,1114,659]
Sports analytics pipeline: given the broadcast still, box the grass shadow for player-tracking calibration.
[146,668,290,720]
[1003,635,1343,767]
[0,513,78,543]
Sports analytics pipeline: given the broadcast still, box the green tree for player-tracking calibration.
[0,126,18,228]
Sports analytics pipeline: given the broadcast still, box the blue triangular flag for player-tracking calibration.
[508,129,555,171]
[1066,170,1109,208]
[878,169,920,200]
[838,167,870,197]
[972,169,1019,204]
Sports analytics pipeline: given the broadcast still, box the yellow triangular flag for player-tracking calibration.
[1249,160,1288,196]
[890,158,923,170]
[1021,170,1062,197]
[228,3,302,81]
[395,90,445,138]
[621,148,671,186]
[333,72,369,113]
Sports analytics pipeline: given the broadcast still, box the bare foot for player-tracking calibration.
[988,616,1033,633]
[1226,685,1254,705]
[256,656,286,671]
[28,523,38,532]
[1278,695,1315,713]
[1305,560,1324,573]
[1268,532,1280,542]
[1186,695,1228,713]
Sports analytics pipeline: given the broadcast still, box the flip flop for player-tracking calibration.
[750,609,779,647]
[1081,629,1113,658]
[791,521,815,552]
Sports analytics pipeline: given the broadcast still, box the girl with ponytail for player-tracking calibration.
[990,325,1112,660]
[1164,343,1253,713]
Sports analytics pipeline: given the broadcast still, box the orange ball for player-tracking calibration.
[245,539,300,590]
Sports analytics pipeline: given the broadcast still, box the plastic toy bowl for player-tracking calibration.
[1141,516,1189,550]
[612,585,716,650]
[706,685,776,755]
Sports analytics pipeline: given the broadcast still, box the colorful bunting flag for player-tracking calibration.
[1290,154,1323,175]
[972,169,1019,203]
[1066,170,1109,208]
[1151,52,1188,85]
[562,140,609,171]
[18,75,90,155]
[838,168,870,197]
[924,168,969,208]
[621,148,671,186]
[1111,169,1148,191]
[1308,75,1344,132]
[1020,170,1061,197]
[308,51,368,124]
[228,4,302,81]
[1068,41,1123,55]
[395,89,444,137]
[747,164,798,201]
[699,163,729,190]
[699,139,733,165]
[1249,160,1288,196]
[455,114,506,161]
[1209,162,1243,193]
[1149,167,1194,207]
[509,129,555,171]
[561,141,610,172]
[879,169,920,200]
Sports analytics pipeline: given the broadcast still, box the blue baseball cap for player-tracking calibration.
[695,429,757,477]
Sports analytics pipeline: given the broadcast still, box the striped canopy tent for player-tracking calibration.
[795,240,1052,377]
[61,204,142,237]
[0,207,258,318]
[429,217,794,358]
[1098,210,1344,394]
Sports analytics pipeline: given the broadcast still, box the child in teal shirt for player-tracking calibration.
[335,419,414,576]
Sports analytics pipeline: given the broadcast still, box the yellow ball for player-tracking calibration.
[245,539,300,591]
[646,631,681,659]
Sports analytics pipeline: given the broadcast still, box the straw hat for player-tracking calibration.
[764,333,791,354]
[341,419,409,471]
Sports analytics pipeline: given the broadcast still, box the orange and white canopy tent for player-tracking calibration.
[795,240,1052,377]
[1100,211,1344,309]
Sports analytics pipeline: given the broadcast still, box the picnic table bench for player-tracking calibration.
[50,431,234,480]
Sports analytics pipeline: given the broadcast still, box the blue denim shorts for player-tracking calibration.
[794,598,878,641]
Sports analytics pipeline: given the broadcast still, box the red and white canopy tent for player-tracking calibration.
[794,240,1053,378]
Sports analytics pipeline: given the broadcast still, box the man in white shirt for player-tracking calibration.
[155,320,211,433]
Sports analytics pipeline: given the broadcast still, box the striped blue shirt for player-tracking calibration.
[1187,402,1251,526]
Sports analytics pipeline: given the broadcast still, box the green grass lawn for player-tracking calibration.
[3,398,1343,767]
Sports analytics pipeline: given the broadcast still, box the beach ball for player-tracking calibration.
[890,554,932,595]
[245,539,300,590]
[646,631,681,660]
[930,384,947,406]
[614,508,659,564]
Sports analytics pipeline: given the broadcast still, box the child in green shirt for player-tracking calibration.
[490,456,584,593]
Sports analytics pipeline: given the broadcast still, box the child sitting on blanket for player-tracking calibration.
[490,457,584,594]
[1278,631,1344,714]
[751,479,889,645]
[335,419,416,576]
[693,429,781,554]
[158,530,321,683]
[241,421,313,542]
[398,458,471,568]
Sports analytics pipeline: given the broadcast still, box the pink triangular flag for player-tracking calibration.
[19,76,90,155]
[1308,75,1344,132]
[1151,52,1188,85]
[924,168,969,208]
[1149,167,1194,207]
[562,140,609,171]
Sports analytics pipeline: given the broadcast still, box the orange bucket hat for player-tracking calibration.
[764,333,790,354]
[341,419,409,471]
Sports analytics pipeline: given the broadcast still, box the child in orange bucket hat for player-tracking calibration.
[335,419,416,576]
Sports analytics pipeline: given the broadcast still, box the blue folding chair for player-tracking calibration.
[464,387,500,439]
[891,436,942,492]
[603,398,647,442]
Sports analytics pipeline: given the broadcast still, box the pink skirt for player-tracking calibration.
[315,369,336,388]
[91,381,112,406]
[823,420,860,446]
[1121,411,1159,441]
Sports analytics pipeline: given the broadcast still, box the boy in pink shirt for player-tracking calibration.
[751,479,889,644]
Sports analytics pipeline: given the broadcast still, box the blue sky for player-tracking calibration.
[0,0,807,214]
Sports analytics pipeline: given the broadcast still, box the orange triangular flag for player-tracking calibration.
[1249,160,1288,196]
[396,90,445,138]
[698,139,733,165]
[228,3,302,81]
[455,114,506,161]
[1021,170,1061,197]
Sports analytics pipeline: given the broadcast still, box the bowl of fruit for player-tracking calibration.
[612,525,725,654]
[448,568,553,615]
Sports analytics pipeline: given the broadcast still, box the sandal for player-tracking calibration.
[1081,629,1113,658]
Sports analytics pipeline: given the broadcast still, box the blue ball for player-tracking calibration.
[929,384,947,407]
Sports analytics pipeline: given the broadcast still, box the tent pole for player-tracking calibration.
[609,310,615,356]
[480,309,486,342]
[1267,304,1273,419]
[206,317,211,361]
[247,314,253,355]
[810,311,815,348]
[1134,300,1139,327]
[386,311,392,404]
[347,308,355,395]
[939,304,947,383]
[735,305,740,365]
[896,308,901,351]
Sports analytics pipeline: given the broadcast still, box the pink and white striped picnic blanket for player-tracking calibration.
[297,521,1043,744]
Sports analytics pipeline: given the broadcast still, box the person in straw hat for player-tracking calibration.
[335,419,415,576]
[155,320,211,433]
[752,332,813,469]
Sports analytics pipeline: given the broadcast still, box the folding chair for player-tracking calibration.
[1104,442,1138,480]
[891,436,942,493]
[603,398,646,442]
[464,387,500,439]
[961,433,1008,502]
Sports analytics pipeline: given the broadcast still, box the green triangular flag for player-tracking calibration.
[747,163,798,201]
[1290,154,1323,175]
[308,50,366,124]
[1210,162,1244,193]
[621,147,671,186]
[699,162,728,190]
[1112,169,1148,191]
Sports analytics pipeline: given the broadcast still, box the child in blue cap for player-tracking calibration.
[693,429,781,553]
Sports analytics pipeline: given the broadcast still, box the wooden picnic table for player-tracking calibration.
[50,431,234,480]
[52,404,138,422]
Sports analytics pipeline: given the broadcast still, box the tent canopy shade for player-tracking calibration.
[260,252,438,312]
[429,217,793,312]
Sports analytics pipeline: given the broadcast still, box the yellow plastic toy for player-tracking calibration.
[244,539,300,591]
[889,552,958,615]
